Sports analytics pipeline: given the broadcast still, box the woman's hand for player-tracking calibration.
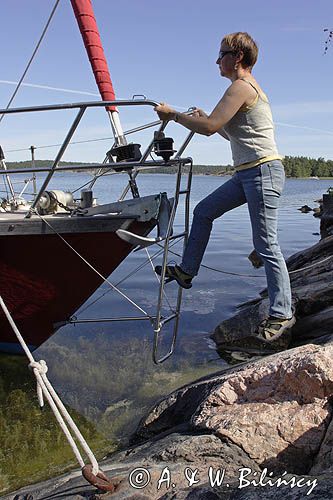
[154,103,176,121]
[154,104,215,135]
[192,108,208,118]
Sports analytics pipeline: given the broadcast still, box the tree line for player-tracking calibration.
[282,156,333,177]
[142,156,333,177]
[5,155,333,177]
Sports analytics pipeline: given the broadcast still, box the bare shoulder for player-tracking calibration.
[225,79,254,98]
[240,78,269,101]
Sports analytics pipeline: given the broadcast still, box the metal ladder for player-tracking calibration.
[114,120,196,364]
[152,156,193,363]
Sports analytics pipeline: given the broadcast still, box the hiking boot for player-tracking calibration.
[257,316,296,350]
[155,264,193,289]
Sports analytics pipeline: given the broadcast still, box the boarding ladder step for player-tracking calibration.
[152,155,193,364]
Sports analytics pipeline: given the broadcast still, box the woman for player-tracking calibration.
[155,32,295,346]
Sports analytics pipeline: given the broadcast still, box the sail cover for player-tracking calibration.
[70,0,117,112]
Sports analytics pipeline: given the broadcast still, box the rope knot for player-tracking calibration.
[29,359,48,375]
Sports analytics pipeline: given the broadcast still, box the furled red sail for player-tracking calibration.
[70,0,116,112]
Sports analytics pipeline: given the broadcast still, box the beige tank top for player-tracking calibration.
[222,78,281,169]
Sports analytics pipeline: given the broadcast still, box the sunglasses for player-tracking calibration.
[218,50,235,59]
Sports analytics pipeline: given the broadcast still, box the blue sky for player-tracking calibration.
[0,0,332,164]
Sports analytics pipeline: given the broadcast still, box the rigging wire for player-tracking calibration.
[5,135,114,153]
[4,116,163,153]
[73,237,333,318]
[34,211,153,319]
[0,0,61,124]
[1,177,9,200]
[164,245,333,277]
[77,238,182,316]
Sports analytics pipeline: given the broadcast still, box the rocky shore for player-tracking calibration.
[7,216,333,499]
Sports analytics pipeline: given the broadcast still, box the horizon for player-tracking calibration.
[5,153,333,168]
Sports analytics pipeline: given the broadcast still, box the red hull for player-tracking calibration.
[0,219,152,353]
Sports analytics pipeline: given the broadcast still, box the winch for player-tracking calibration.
[153,131,176,162]
[38,190,74,214]
[106,143,142,171]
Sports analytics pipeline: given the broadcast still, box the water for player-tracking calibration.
[39,172,327,335]
[1,171,331,492]
[3,173,332,426]
[36,173,328,413]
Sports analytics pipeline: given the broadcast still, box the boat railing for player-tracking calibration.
[0,99,195,207]
[0,99,197,363]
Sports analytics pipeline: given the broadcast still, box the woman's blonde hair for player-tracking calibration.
[222,32,258,69]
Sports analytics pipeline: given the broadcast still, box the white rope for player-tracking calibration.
[288,254,333,274]
[0,295,99,475]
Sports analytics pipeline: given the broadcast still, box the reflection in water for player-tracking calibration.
[1,175,330,494]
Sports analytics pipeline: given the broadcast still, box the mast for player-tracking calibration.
[70,0,126,145]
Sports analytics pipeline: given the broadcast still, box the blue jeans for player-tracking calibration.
[180,160,292,319]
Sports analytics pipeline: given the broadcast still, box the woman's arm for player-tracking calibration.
[194,108,230,141]
[155,80,248,136]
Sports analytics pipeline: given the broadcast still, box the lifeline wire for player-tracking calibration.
[0,0,61,123]
[6,135,114,153]
[5,117,163,152]
[74,236,333,318]
[164,245,333,277]
[77,238,181,316]
[35,212,153,319]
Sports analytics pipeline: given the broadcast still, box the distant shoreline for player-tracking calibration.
[5,157,333,180]
[5,168,333,180]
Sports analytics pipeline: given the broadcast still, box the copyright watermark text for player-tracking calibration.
[128,466,318,495]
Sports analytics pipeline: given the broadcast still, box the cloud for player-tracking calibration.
[273,101,333,119]
[0,80,100,97]
[276,122,333,136]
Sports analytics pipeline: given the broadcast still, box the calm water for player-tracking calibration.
[14,172,332,441]
[41,172,327,339]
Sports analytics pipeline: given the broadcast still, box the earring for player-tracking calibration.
[234,63,239,70]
